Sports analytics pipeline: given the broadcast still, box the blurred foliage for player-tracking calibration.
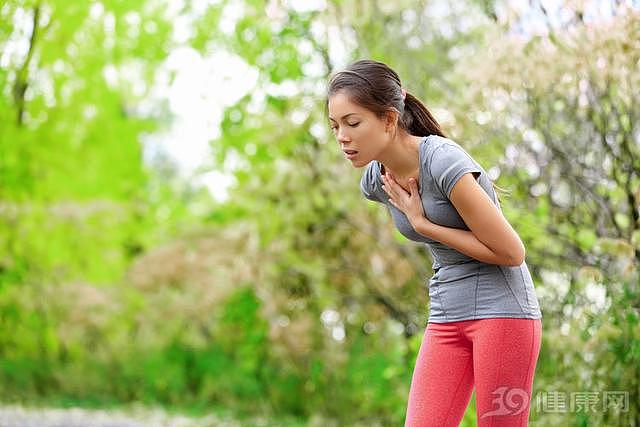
[0,0,638,426]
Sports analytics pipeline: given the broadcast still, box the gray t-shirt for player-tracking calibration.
[360,134,542,323]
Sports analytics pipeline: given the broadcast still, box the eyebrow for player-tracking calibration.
[328,113,359,122]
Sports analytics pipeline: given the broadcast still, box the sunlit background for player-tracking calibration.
[1,0,639,425]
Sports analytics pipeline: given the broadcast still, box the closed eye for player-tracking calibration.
[330,123,360,131]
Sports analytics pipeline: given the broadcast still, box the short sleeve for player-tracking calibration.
[429,143,482,199]
[360,162,383,202]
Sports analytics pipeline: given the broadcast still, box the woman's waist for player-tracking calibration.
[429,260,535,289]
[426,243,477,269]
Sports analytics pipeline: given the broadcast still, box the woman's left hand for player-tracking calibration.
[381,171,426,226]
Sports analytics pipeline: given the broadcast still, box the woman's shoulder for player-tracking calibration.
[423,134,469,158]
[422,135,485,199]
[422,135,471,172]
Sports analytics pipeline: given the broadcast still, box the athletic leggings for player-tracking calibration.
[404,317,542,427]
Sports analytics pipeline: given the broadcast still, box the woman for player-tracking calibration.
[326,59,542,427]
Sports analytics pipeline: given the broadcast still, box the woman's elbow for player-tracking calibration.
[505,254,524,266]
[505,243,525,266]
[493,239,525,266]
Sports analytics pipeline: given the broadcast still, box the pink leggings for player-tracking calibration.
[404,317,542,427]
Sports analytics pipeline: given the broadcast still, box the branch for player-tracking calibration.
[13,4,40,126]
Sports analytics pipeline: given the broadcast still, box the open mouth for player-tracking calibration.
[344,150,358,155]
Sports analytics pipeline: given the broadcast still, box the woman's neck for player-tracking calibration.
[378,133,423,179]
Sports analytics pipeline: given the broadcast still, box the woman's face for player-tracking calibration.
[327,91,390,167]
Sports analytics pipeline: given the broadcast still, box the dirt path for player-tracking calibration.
[0,404,242,427]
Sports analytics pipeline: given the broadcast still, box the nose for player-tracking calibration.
[336,127,350,143]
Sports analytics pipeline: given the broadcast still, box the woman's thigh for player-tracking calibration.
[463,317,542,427]
[404,321,475,427]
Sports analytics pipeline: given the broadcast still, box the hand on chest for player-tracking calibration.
[382,171,419,194]
[384,173,470,232]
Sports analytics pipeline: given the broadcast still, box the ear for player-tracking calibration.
[384,110,398,133]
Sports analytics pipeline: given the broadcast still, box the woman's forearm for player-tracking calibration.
[411,216,520,266]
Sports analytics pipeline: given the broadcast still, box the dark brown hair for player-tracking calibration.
[325,58,509,201]
[325,59,446,138]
